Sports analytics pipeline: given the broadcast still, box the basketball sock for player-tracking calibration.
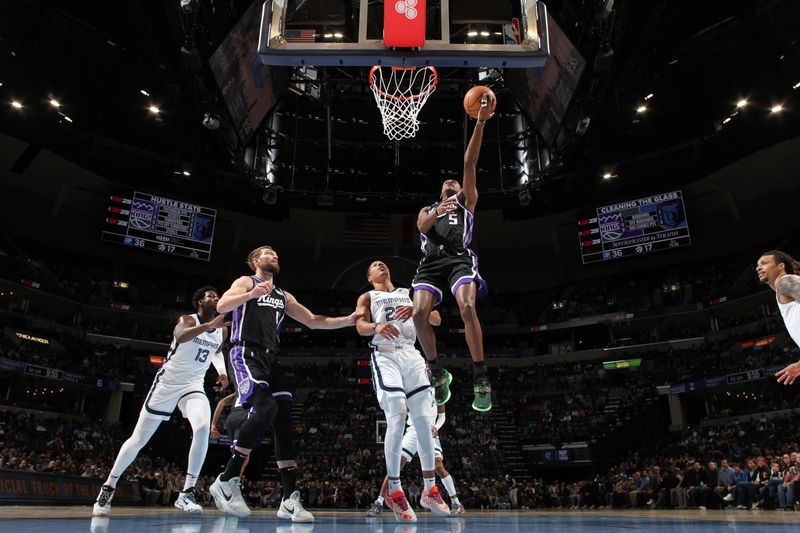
[220,450,248,482]
[473,361,487,381]
[377,495,385,504]
[452,495,461,506]
[441,475,457,497]
[106,415,161,488]
[389,479,402,495]
[423,477,436,495]
[183,473,199,492]
[279,466,298,498]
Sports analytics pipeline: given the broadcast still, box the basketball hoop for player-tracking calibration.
[369,66,438,140]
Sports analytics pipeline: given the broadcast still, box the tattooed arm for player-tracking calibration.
[776,274,800,301]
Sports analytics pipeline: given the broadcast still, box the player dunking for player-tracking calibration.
[367,399,464,517]
[356,260,450,522]
[209,245,362,521]
[93,286,229,516]
[757,251,800,384]
[412,93,495,412]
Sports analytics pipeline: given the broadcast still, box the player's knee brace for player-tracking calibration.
[236,389,278,449]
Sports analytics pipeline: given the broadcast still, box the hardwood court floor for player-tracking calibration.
[1,506,799,532]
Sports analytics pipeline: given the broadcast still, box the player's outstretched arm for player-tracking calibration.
[285,290,365,330]
[776,274,800,301]
[173,313,227,343]
[217,276,272,314]
[461,92,494,212]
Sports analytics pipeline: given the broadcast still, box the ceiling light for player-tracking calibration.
[736,99,748,108]
[334,33,343,38]
[182,170,191,176]
[770,104,784,114]
[49,98,61,108]
[323,33,333,38]
[793,82,800,90]
[467,31,478,37]
[722,117,731,124]
[140,89,150,96]
[11,100,22,109]
[644,93,654,100]
[602,172,615,179]
[148,105,160,114]
[636,105,647,113]
[63,115,73,123]
[480,31,490,37]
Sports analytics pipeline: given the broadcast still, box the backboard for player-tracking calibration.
[258,0,549,68]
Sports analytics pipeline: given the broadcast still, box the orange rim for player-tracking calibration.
[369,66,438,102]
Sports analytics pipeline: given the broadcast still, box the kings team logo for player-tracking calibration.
[599,212,624,241]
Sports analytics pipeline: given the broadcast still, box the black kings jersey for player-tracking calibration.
[230,275,286,353]
[420,194,474,256]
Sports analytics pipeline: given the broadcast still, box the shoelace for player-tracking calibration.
[393,495,410,511]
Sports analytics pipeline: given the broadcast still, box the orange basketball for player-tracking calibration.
[463,85,496,119]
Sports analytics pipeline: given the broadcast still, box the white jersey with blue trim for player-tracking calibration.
[161,313,225,382]
[370,288,416,346]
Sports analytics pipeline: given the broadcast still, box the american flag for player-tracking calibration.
[345,215,391,246]
[284,29,316,43]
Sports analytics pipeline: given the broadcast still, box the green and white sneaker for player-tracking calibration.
[431,368,453,405]
[472,376,492,412]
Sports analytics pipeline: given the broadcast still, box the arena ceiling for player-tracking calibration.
[0,0,798,219]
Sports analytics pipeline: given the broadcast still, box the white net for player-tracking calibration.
[369,66,438,140]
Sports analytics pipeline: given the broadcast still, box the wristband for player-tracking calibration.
[477,119,487,125]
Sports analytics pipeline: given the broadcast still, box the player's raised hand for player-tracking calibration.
[207,313,228,330]
[376,322,401,340]
[248,281,272,299]
[394,306,413,321]
[477,92,495,121]
[776,362,800,385]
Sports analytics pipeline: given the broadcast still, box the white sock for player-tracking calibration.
[377,495,385,504]
[183,396,211,491]
[452,496,461,506]
[105,414,161,488]
[441,475,457,497]
[423,477,436,495]
[389,479,402,495]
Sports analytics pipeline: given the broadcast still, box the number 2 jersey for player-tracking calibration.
[161,313,225,383]
[369,287,417,347]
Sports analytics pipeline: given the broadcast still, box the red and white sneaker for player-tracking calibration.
[421,486,450,516]
[388,490,416,522]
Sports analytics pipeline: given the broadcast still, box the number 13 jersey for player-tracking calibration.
[369,288,417,347]
[161,313,224,383]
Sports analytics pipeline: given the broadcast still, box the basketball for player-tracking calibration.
[463,85,497,119]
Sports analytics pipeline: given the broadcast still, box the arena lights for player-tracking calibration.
[467,31,478,37]
[148,105,160,115]
[722,117,731,124]
[644,93,654,100]
[48,98,61,108]
[11,100,22,109]
[794,82,800,90]
[635,105,647,114]
[770,104,784,114]
[140,89,150,96]
[736,99,748,108]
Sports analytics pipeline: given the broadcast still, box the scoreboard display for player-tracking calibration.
[577,190,691,264]
[101,191,216,261]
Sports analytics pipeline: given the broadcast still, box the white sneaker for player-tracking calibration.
[698,505,707,511]
[420,486,450,516]
[92,485,115,517]
[210,475,251,517]
[174,488,203,513]
[277,490,314,522]
[723,494,734,502]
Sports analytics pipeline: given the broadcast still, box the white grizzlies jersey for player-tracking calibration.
[161,313,224,382]
[370,288,417,346]
[777,294,800,348]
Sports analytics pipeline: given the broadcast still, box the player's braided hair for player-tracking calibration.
[763,250,800,275]
[192,285,217,310]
